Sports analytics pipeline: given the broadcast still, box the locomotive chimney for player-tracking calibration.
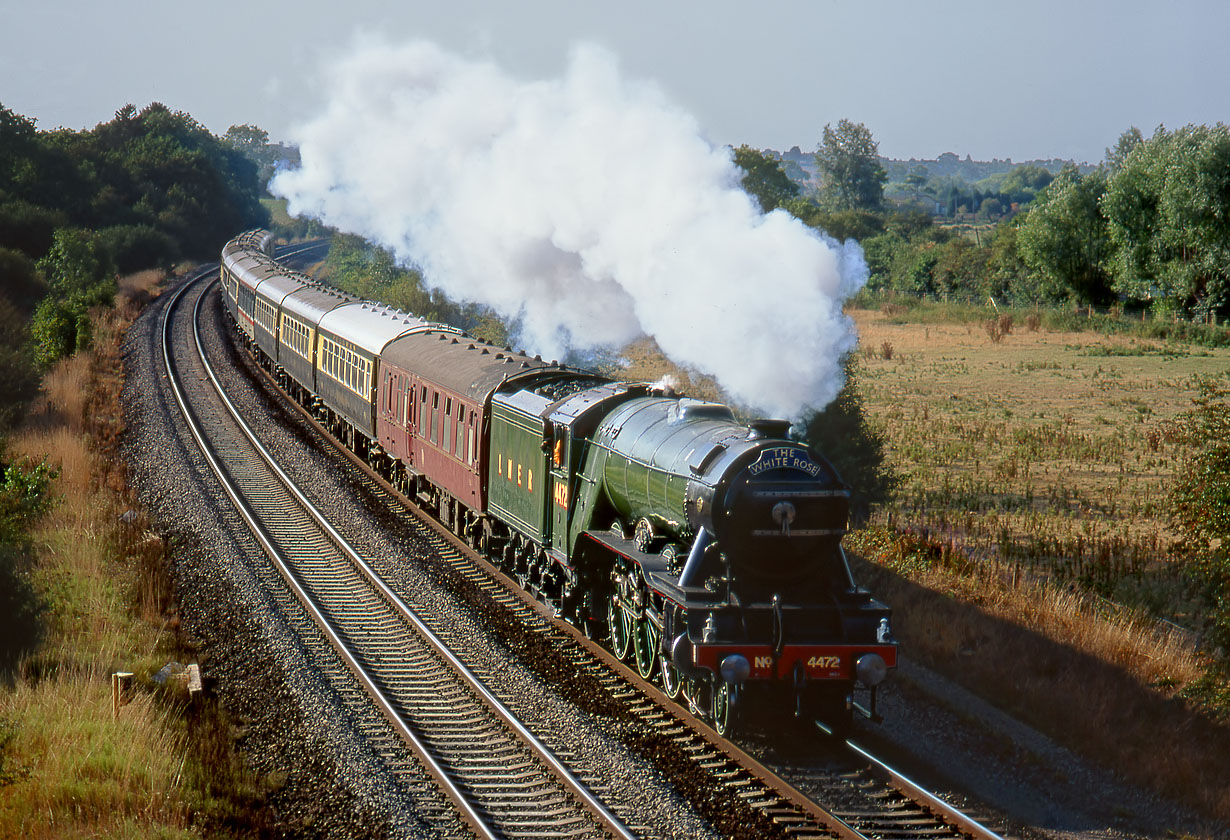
[746,418,791,440]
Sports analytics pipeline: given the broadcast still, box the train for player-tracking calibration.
[219,230,896,735]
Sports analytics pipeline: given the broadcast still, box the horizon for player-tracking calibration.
[1,1,1224,166]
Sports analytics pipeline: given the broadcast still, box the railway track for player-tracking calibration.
[159,249,1011,839]
[162,263,633,840]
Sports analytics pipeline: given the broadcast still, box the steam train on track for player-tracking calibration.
[219,230,896,735]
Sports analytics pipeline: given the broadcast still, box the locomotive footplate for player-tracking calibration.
[580,530,721,606]
[692,642,897,681]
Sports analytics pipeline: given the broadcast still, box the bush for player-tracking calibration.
[0,456,55,676]
[96,224,178,273]
[30,297,89,368]
[984,317,1005,343]
[0,297,39,431]
[0,199,66,259]
[1170,381,1230,654]
[36,228,116,306]
[0,246,46,316]
[802,355,896,524]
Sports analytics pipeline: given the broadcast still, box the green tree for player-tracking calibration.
[788,205,884,242]
[224,123,270,149]
[36,228,115,304]
[0,296,39,432]
[1104,126,1143,172]
[31,228,114,366]
[998,164,1054,206]
[732,145,799,213]
[814,120,887,212]
[888,240,940,296]
[932,237,989,298]
[859,232,906,290]
[1101,124,1230,319]
[0,199,65,258]
[225,123,299,188]
[1017,165,1113,304]
[982,222,1031,301]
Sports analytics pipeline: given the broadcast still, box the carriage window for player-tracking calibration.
[443,398,453,454]
[430,392,439,444]
[455,403,465,458]
[468,411,477,464]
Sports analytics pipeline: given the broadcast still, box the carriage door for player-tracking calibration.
[549,423,571,555]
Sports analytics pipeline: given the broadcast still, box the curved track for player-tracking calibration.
[159,248,1010,839]
[161,262,632,840]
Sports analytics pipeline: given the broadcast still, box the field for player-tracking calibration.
[845,303,1230,822]
[851,305,1230,618]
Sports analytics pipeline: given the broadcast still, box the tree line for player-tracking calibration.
[737,121,1230,321]
[0,101,269,430]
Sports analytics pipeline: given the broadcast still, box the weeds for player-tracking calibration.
[983,314,1013,343]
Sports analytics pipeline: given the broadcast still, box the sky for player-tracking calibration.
[1,0,1225,165]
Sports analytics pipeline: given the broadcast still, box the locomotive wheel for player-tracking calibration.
[634,614,659,680]
[684,677,709,717]
[713,680,740,737]
[658,655,682,699]
[607,596,633,661]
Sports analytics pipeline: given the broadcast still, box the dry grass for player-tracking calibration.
[0,676,194,839]
[849,534,1230,822]
[850,306,1230,613]
[845,305,1230,824]
[605,309,1230,822]
[0,270,254,839]
[609,337,725,404]
[1,377,194,837]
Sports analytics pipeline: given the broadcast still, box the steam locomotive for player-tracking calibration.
[220,230,896,735]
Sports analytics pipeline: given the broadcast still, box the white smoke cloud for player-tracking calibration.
[272,39,866,419]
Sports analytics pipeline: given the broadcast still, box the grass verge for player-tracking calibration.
[847,527,1230,824]
[0,270,271,838]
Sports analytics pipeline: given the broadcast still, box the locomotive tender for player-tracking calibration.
[220,230,896,734]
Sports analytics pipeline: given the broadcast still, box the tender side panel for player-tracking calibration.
[488,398,550,543]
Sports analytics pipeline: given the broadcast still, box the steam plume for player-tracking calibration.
[272,40,867,419]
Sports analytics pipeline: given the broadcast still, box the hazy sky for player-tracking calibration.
[1,0,1224,164]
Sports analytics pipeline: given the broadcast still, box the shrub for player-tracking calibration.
[984,317,1005,343]
[0,456,55,676]
[30,298,86,368]
[97,224,178,274]
[1170,381,1230,654]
